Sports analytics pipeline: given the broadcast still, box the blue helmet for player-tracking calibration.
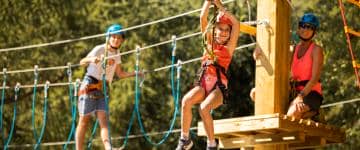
[106,24,125,38]
[299,13,320,30]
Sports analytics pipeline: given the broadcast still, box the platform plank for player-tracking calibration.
[197,113,345,148]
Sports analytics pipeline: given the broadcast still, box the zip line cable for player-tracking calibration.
[0,21,261,76]
[0,0,237,53]
[0,32,201,76]
[321,98,360,108]
[0,20,264,76]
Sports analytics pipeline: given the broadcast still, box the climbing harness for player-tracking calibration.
[200,4,229,103]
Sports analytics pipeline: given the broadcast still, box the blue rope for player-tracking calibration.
[87,39,112,150]
[1,68,7,143]
[118,107,136,149]
[34,81,49,150]
[63,80,78,150]
[86,120,98,149]
[3,84,19,150]
[102,73,112,149]
[31,66,39,141]
[134,41,182,146]
[171,36,177,100]
[103,39,113,150]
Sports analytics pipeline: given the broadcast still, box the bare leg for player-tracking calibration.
[198,87,223,144]
[76,114,91,150]
[302,111,317,119]
[97,111,111,150]
[287,101,311,119]
[181,86,205,138]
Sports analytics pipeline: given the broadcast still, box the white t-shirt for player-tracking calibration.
[85,44,121,83]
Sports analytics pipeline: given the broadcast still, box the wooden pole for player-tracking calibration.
[255,0,291,149]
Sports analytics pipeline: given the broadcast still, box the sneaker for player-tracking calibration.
[175,138,193,150]
[206,146,218,150]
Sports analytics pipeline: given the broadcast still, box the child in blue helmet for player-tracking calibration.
[251,13,324,121]
[76,24,137,150]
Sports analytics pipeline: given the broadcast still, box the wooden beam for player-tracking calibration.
[352,60,360,69]
[280,116,346,143]
[218,132,305,148]
[345,26,360,37]
[255,0,290,114]
[197,114,282,136]
[197,114,345,148]
[347,0,360,7]
[240,23,256,36]
[255,0,291,148]
[290,136,327,149]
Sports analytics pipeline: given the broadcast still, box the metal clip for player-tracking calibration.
[172,35,177,57]
[74,79,81,96]
[177,60,182,79]
[67,62,72,82]
[136,45,141,67]
[34,65,39,84]
[44,81,50,98]
[14,82,21,101]
[2,68,7,86]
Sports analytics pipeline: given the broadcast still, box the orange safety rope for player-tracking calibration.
[338,0,360,88]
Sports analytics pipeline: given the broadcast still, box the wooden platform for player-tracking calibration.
[197,113,346,149]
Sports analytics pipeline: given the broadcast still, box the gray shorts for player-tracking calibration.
[78,76,108,116]
[78,90,106,116]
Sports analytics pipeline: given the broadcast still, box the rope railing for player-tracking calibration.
[0,19,261,76]
[0,43,256,90]
[0,31,201,76]
[107,32,202,59]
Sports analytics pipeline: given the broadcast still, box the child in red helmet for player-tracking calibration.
[176,0,240,150]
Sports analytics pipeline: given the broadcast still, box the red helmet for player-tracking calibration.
[216,14,232,26]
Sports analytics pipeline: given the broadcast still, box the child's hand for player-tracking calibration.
[253,46,262,60]
[250,88,256,101]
